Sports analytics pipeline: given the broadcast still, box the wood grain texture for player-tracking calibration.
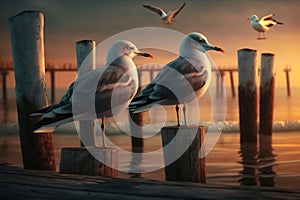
[161,126,206,183]
[59,147,117,177]
[0,164,299,200]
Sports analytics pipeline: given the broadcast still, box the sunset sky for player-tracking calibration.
[0,0,299,87]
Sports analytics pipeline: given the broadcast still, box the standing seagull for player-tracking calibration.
[248,13,283,40]
[143,3,186,24]
[31,40,153,147]
[129,32,225,126]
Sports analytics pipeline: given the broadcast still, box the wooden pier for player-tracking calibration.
[0,62,293,104]
[0,164,299,200]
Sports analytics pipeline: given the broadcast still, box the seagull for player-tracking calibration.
[31,40,153,147]
[143,3,186,24]
[248,13,284,40]
[129,32,225,126]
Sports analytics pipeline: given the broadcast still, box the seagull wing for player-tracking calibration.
[143,4,166,17]
[260,13,278,27]
[260,13,275,22]
[150,57,207,100]
[32,82,75,133]
[169,3,186,19]
[94,65,137,116]
[130,57,208,112]
[31,82,74,117]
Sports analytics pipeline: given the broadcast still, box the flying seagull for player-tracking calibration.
[129,32,224,126]
[248,13,283,40]
[143,3,186,24]
[31,40,153,147]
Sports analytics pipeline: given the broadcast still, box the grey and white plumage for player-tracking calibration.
[32,40,152,133]
[248,13,283,39]
[143,3,186,24]
[129,32,224,126]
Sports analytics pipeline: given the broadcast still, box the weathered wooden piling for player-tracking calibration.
[284,66,291,97]
[259,53,274,136]
[76,40,96,147]
[49,69,56,104]
[1,69,8,104]
[238,49,258,144]
[129,74,144,177]
[161,126,206,183]
[229,70,236,97]
[9,11,56,170]
[130,112,144,153]
[59,40,118,177]
[60,147,118,177]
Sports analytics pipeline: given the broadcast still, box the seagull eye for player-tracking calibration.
[199,38,204,42]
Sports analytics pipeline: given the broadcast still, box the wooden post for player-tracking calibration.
[76,40,96,147]
[238,48,258,144]
[149,69,154,81]
[1,69,8,104]
[129,111,143,178]
[229,70,236,97]
[284,66,291,97]
[60,147,118,177]
[220,71,225,96]
[9,11,56,170]
[129,70,144,177]
[161,126,206,183]
[59,40,118,177]
[215,72,220,96]
[50,69,55,104]
[130,112,144,153]
[259,53,274,136]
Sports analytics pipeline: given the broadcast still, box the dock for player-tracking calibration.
[0,164,299,200]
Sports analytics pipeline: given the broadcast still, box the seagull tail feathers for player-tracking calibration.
[33,113,73,133]
[30,105,54,117]
[276,21,284,25]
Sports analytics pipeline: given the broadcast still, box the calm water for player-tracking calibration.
[1,87,300,128]
[0,87,300,190]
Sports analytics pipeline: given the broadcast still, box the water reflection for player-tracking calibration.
[258,135,277,187]
[238,143,258,186]
[238,135,277,187]
[0,103,9,124]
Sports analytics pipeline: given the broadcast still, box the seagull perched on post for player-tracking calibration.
[31,40,153,147]
[248,13,284,40]
[129,32,224,126]
[142,3,186,24]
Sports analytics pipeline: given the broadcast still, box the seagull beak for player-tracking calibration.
[246,17,250,20]
[213,46,225,53]
[210,46,225,53]
[136,52,154,58]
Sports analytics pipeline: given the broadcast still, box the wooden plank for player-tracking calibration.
[0,165,299,200]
